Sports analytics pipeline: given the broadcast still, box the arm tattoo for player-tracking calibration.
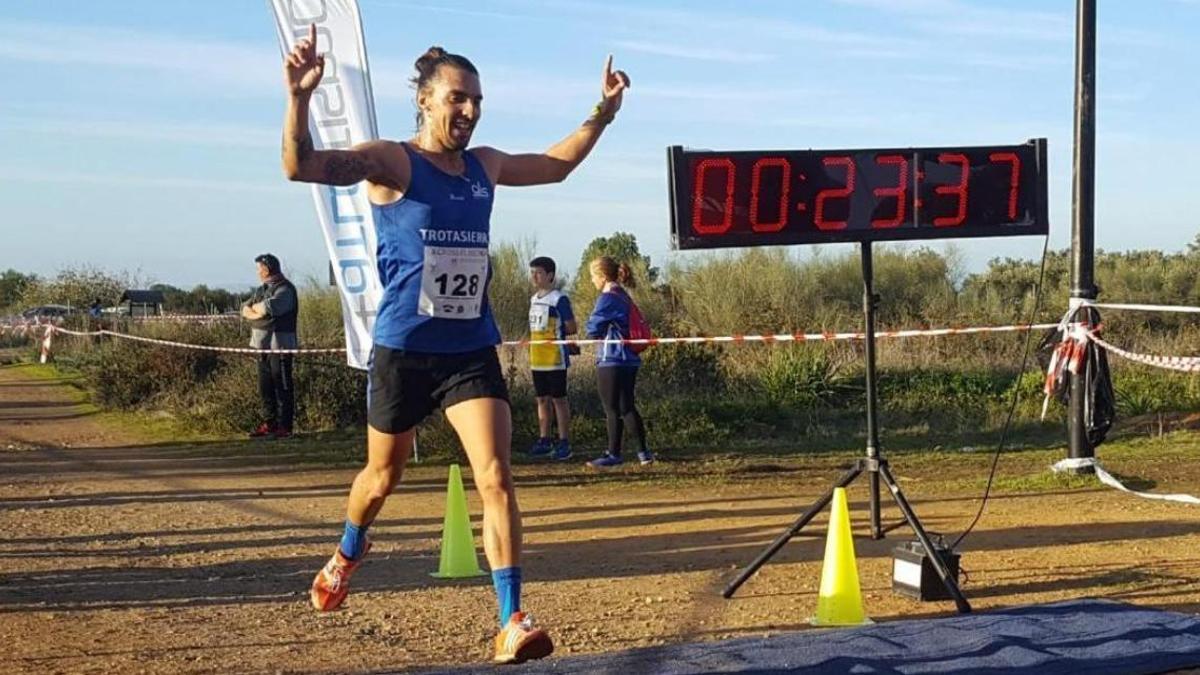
[324,154,370,185]
[296,134,314,161]
[282,133,315,162]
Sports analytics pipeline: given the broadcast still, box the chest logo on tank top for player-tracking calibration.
[471,181,490,199]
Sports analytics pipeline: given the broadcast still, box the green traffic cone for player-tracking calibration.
[430,464,486,578]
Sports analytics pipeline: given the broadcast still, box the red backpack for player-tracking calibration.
[621,293,653,354]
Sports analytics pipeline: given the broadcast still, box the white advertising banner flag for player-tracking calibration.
[268,0,379,369]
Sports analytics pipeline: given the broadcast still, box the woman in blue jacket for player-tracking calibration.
[584,256,653,468]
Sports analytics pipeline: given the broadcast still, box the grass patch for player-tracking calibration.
[983,471,1100,493]
[8,361,76,382]
[90,409,221,446]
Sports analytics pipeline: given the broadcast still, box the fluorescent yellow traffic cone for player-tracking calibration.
[430,464,486,578]
[811,487,872,626]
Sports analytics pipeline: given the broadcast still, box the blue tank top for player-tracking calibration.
[370,144,501,353]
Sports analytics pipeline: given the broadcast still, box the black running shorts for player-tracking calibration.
[531,370,568,398]
[367,346,510,434]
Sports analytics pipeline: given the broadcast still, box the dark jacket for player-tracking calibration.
[245,275,298,348]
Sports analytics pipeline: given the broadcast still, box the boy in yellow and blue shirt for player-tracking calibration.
[527,256,576,460]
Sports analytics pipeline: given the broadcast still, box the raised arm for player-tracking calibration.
[281,24,399,187]
[481,55,630,187]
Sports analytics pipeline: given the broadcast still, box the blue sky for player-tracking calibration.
[2,0,1198,289]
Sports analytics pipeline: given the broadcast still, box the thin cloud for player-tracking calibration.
[613,39,773,64]
[0,169,290,195]
[0,117,279,149]
[960,53,1069,72]
[518,0,921,52]
[633,85,800,103]
[910,15,1072,43]
[834,0,1072,43]
[366,0,537,21]
[831,0,956,11]
[0,20,278,93]
[904,72,964,85]
[1099,84,1154,106]
[572,156,665,182]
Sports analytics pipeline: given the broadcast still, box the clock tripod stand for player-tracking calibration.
[721,241,971,614]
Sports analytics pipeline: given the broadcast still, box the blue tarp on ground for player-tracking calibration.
[427,599,1200,674]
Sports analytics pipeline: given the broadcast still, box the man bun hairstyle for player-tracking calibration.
[411,46,479,128]
[529,256,557,278]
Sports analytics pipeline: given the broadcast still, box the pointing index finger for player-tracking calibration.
[604,54,613,80]
[307,23,317,58]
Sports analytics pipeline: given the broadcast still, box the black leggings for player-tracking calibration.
[596,366,647,455]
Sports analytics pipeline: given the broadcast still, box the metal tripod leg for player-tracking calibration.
[878,462,972,613]
[722,462,862,599]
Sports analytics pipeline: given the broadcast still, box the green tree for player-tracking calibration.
[571,232,657,315]
[147,283,244,314]
[0,270,36,311]
[20,265,129,312]
[488,239,538,340]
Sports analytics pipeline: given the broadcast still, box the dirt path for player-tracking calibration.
[2,363,1199,674]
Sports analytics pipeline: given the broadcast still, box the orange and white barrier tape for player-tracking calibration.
[29,321,1060,356]
[1085,330,1200,373]
[55,326,343,355]
[0,318,55,338]
[1053,457,1200,505]
[1080,300,1200,315]
[502,323,1059,348]
[39,325,54,363]
[132,314,240,322]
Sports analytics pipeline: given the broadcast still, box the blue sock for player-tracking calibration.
[339,520,369,560]
[492,566,522,626]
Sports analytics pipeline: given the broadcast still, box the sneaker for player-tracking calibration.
[552,439,572,461]
[588,452,623,468]
[529,437,553,457]
[310,540,371,612]
[493,611,554,664]
[637,450,655,466]
[249,422,276,439]
[273,428,293,440]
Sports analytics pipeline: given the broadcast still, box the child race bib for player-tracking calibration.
[529,303,550,331]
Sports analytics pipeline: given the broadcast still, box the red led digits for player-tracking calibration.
[670,141,1045,249]
[814,156,855,231]
[692,158,736,235]
[934,153,969,227]
[871,154,908,228]
[988,152,1020,220]
[750,157,791,233]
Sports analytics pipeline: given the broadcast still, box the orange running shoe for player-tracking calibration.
[310,540,370,611]
[493,611,554,664]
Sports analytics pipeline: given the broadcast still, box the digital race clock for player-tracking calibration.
[668,139,1048,250]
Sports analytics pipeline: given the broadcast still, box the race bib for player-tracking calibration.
[418,246,488,319]
[529,304,550,332]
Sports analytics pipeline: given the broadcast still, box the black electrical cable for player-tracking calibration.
[950,232,1052,551]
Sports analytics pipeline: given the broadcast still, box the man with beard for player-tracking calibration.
[280,25,629,664]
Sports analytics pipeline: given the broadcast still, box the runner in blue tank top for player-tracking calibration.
[280,24,629,665]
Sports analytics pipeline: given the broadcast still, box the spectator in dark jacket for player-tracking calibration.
[242,253,299,439]
[584,256,652,468]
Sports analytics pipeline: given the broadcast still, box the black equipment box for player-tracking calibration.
[892,540,961,602]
